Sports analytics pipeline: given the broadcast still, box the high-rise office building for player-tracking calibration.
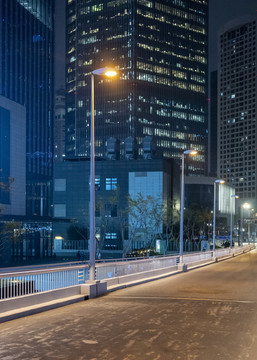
[0,96,26,216]
[66,0,208,174]
[54,89,66,162]
[0,0,54,217]
[218,16,257,203]
[209,70,217,177]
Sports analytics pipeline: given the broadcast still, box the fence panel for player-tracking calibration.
[0,265,89,300]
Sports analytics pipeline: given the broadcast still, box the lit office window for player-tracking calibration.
[105,178,117,190]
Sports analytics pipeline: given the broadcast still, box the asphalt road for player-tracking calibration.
[1,251,257,360]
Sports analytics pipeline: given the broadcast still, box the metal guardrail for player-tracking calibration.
[0,265,90,300]
[0,244,254,301]
[96,244,255,281]
[95,255,179,280]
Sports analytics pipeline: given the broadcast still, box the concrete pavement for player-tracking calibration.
[1,250,257,359]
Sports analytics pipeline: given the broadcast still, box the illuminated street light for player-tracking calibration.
[230,195,239,248]
[213,179,225,252]
[90,67,117,282]
[54,236,64,240]
[243,202,250,209]
[179,149,198,262]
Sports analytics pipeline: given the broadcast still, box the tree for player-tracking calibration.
[95,187,129,258]
[0,177,14,192]
[127,194,183,254]
[161,200,180,253]
[128,193,166,251]
[67,218,89,258]
[183,204,213,251]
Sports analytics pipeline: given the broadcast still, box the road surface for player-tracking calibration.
[1,250,257,359]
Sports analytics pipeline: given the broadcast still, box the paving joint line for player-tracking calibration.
[109,295,257,304]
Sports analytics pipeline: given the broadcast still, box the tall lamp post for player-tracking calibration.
[90,67,117,282]
[213,179,225,252]
[179,149,198,262]
[230,194,239,248]
[249,208,254,242]
[241,202,250,245]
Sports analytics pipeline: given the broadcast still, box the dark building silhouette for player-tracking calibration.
[0,0,54,217]
[65,0,208,175]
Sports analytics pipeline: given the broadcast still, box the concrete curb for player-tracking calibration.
[0,294,87,323]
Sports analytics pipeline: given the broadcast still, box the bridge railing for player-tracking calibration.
[95,255,179,280]
[0,264,89,300]
[96,244,255,281]
[182,251,213,264]
[0,244,255,301]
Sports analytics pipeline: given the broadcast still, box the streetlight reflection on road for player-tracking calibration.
[90,67,117,282]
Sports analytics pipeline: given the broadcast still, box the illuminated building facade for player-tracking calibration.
[0,0,54,217]
[218,16,257,203]
[66,0,208,174]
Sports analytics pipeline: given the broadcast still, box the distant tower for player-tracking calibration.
[54,89,66,162]
[218,16,257,203]
[65,0,208,175]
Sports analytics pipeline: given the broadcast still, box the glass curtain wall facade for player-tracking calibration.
[66,0,208,174]
[0,107,10,205]
[0,0,54,217]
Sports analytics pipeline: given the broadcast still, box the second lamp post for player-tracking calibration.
[179,149,198,261]
[213,179,225,251]
[230,194,239,248]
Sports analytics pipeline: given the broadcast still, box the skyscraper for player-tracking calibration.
[0,96,26,216]
[54,89,66,163]
[218,16,257,203]
[209,70,217,177]
[66,0,208,174]
[0,0,54,217]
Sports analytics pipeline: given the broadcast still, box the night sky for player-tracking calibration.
[54,0,257,89]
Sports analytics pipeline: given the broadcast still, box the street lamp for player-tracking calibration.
[230,195,239,248]
[248,208,254,242]
[241,202,250,245]
[213,179,225,252]
[179,149,198,261]
[89,67,117,282]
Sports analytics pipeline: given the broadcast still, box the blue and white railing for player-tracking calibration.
[0,244,255,302]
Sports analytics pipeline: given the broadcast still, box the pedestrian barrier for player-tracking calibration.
[0,264,89,300]
[0,244,255,319]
